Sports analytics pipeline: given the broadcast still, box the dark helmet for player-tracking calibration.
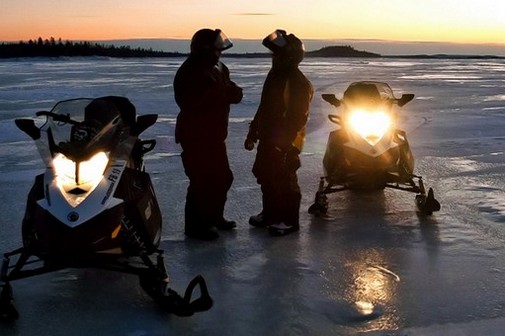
[190,28,233,54]
[262,29,304,65]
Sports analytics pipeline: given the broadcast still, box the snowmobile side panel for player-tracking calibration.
[29,203,125,260]
[114,168,162,248]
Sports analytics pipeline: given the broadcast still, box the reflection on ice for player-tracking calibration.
[156,117,177,124]
[355,300,375,316]
[448,158,480,172]
[147,152,180,159]
[479,190,505,219]
[399,74,481,80]
[368,265,401,282]
[483,106,505,111]
[51,271,80,282]
[341,249,401,331]
[229,253,268,282]
[484,94,505,101]
[229,117,253,123]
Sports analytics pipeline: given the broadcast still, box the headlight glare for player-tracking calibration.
[53,151,109,196]
[347,109,391,145]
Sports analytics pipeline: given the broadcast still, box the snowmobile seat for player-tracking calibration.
[101,96,137,128]
[84,98,120,126]
[86,96,136,128]
[92,96,156,137]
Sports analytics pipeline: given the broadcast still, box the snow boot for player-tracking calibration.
[214,219,236,230]
[249,212,270,228]
[268,222,299,236]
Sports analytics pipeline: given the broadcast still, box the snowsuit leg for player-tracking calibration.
[181,142,233,233]
[253,144,301,227]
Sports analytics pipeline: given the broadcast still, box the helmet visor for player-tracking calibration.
[262,29,288,53]
[215,29,233,51]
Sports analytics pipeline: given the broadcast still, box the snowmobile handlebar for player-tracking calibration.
[323,92,414,108]
[323,93,414,107]
[15,119,41,140]
[322,94,341,107]
[397,94,415,107]
[36,111,80,125]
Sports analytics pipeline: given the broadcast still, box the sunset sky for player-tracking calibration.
[2,0,504,46]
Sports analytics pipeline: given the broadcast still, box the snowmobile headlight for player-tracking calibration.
[53,151,109,195]
[347,109,391,146]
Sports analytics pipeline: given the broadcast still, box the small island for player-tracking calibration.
[306,46,380,58]
[0,37,380,58]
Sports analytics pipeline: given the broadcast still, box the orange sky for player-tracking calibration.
[1,0,504,46]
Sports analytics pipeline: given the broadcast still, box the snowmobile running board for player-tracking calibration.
[308,176,440,216]
[0,248,213,321]
[315,174,424,196]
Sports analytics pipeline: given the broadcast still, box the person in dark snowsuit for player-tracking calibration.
[245,30,313,236]
[174,29,243,241]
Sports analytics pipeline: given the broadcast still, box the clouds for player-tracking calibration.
[0,0,504,44]
[233,13,276,16]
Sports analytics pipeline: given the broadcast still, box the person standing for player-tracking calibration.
[245,30,313,236]
[174,29,243,241]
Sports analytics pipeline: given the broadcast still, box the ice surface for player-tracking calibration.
[1,57,505,335]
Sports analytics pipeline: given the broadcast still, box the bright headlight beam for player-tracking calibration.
[78,152,109,185]
[53,151,109,192]
[348,109,391,145]
[53,153,76,182]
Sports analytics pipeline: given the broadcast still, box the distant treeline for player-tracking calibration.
[0,37,183,58]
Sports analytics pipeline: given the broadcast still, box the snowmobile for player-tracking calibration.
[308,81,440,216]
[0,96,212,321]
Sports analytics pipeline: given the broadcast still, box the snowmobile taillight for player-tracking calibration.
[347,109,391,146]
[53,151,109,205]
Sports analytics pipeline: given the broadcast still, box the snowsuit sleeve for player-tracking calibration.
[247,69,313,152]
[246,72,273,143]
[283,71,313,151]
[174,59,242,145]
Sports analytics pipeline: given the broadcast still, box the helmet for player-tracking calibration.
[262,29,305,65]
[190,29,233,54]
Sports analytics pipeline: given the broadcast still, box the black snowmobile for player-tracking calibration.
[308,81,440,216]
[0,96,212,321]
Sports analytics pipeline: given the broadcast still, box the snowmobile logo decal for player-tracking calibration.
[101,167,122,205]
[67,211,79,222]
[73,128,89,142]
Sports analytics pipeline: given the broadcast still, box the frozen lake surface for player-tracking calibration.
[1,57,505,335]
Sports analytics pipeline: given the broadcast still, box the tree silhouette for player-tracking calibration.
[0,37,182,58]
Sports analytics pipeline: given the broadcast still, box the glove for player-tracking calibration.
[244,138,255,151]
[228,84,243,104]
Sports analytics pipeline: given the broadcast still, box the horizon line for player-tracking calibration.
[2,37,505,47]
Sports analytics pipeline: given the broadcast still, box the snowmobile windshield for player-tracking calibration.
[40,98,123,161]
[343,81,395,109]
